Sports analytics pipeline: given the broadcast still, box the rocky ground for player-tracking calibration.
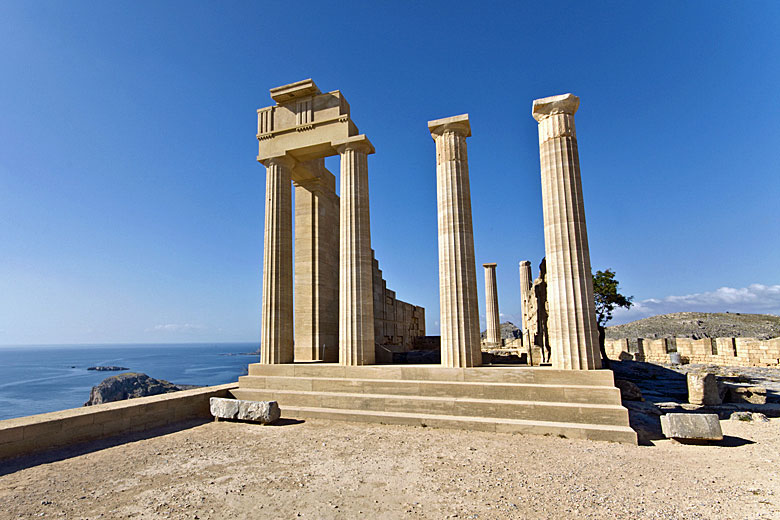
[606,312,780,340]
[1,416,779,519]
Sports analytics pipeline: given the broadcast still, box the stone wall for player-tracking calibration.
[605,337,780,367]
[0,383,237,460]
[373,253,425,353]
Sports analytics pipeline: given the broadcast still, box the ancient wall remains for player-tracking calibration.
[373,253,425,352]
[605,337,780,367]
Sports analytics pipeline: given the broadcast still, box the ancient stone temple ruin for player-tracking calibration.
[232,80,636,444]
[254,79,424,365]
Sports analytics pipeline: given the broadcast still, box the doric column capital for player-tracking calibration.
[483,263,497,269]
[333,134,375,155]
[532,93,579,122]
[428,114,471,139]
[259,154,296,169]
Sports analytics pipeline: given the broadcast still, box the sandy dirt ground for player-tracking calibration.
[1,418,779,520]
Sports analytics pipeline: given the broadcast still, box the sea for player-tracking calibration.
[0,343,260,421]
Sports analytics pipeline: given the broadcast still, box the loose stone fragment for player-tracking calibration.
[730,411,769,422]
[726,386,767,405]
[210,397,280,424]
[240,400,281,423]
[686,373,722,405]
[660,413,723,440]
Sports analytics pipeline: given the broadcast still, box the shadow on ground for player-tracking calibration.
[0,416,304,476]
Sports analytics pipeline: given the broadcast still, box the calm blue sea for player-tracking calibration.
[0,343,260,421]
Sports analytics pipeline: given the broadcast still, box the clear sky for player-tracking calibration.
[1,1,779,345]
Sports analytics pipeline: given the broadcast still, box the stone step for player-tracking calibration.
[230,388,629,426]
[273,405,638,444]
[246,363,616,386]
[238,375,621,404]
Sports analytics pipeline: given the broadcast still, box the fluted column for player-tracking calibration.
[259,155,294,364]
[335,135,375,365]
[518,261,533,332]
[533,93,600,370]
[483,263,500,347]
[429,114,482,368]
[518,260,534,365]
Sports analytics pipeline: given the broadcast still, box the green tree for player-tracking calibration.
[592,269,633,327]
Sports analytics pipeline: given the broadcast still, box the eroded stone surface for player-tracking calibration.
[210,398,280,424]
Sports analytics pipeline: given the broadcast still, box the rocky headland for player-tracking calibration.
[84,373,196,406]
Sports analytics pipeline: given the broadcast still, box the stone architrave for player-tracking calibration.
[335,135,376,365]
[259,155,295,364]
[483,263,500,347]
[429,114,482,368]
[532,94,600,370]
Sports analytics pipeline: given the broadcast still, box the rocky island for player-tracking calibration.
[84,372,197,406]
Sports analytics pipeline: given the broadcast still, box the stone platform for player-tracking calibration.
[233,364,637,444]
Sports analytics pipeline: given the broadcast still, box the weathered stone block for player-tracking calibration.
[726,386,767,405]
[687,373,722,405]
[210,397,280,424]
[730,411,769,422]
[660,413,723,440]
[210,397,240,419]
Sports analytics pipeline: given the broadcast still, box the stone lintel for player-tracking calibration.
[428,114,471,138]
[532,94,580,122]
[483,263,497,268]
[333,134,375,155]
[270,79,322,104]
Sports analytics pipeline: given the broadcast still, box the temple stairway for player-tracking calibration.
[232,364,637,444]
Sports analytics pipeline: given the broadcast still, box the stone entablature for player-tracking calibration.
[605,336,780,367]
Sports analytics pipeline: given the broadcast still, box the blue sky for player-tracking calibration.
[1,1,779,345]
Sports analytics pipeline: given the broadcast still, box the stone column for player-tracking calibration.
[259,155,295,364]
[335,135,376,365]
[483,263,500,347]
[293,164,340,362]
[429,114,482,368]
[532,94,600,370]
[518,260,534,365]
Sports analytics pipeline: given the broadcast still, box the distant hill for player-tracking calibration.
[481,322,522,341]
[606,312,780,340]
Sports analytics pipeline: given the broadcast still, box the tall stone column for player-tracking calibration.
[518,261,533,333]
[532,94,600,370]
[335,135,375,365]
[429,114,482,368]
[483,263,500,347]
[293,166,340,362]
[519,260,535,365]
[259,155,295,364]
